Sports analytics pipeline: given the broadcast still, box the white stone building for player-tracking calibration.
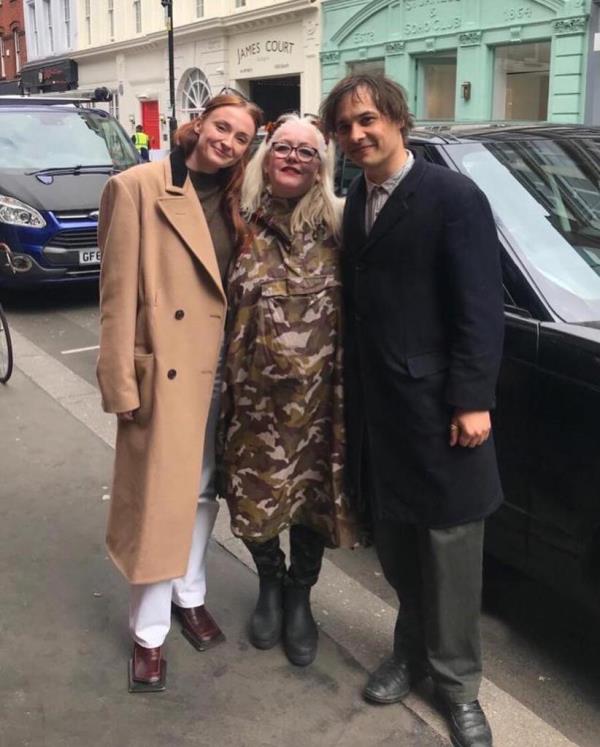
[70,0,322,148]
[20,1,80,93]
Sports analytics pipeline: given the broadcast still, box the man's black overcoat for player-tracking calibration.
[342,153,504,528]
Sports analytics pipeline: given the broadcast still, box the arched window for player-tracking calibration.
[180,68,211,119]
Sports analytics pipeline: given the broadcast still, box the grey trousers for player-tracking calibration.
[373,516,484,703]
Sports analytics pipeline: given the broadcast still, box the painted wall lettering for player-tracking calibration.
[404,17,461,36]
[353,31,375,44]
[405,0,461,9]
[503,6,533,22]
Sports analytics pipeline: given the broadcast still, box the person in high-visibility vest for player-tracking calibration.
[132,125,150,161]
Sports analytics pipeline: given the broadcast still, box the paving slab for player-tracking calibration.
[0,370,443,747]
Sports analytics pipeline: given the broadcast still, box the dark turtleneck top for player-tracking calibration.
[188,169,234,283]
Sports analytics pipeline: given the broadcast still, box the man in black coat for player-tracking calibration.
[321,75,504,747]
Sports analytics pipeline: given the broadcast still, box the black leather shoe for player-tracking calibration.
[363,656,411,704]
[249,576,283,650]
[445,700,492,747]
[283,583,318,666]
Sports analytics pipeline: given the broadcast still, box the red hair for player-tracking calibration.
[174,94,263,251]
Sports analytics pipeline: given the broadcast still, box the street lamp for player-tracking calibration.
[160,0,177,146]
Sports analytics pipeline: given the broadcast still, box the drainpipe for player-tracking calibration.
[584,0,600,124]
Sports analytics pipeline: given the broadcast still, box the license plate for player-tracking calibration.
[79,249,101,265]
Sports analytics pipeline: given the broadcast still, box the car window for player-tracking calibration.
[335,151,361,196]
[447,139,600,324]
[334,142,434,197]
[0,109,138,171]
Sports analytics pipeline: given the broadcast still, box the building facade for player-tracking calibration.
[70,0,321,150]
[0,0,27,93]
[321,0,593,123]
[584,0,600,122]
[20,1,79,94]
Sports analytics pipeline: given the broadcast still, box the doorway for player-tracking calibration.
[141,100,160,150]
[249,75,300,122]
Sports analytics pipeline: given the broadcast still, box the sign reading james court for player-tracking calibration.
[236,40,296,65]
[230,26,304,79]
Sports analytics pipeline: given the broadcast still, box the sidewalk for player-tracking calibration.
[0,369,444,747]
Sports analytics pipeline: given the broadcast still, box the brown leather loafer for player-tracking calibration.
[172,603,226,652]
[128,643,167,693]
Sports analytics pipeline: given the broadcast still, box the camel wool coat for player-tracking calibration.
[97,149,226,584]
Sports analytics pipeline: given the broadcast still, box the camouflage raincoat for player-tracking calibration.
[219,193,359,548]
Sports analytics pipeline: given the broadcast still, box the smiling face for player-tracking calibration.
[265,121,322,199]
[187,105,256,173]
[334,87,407,184]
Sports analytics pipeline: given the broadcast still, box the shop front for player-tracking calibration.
[20,58,78,95]
[321,0,593,123]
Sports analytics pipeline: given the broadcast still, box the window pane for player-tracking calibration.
[0,110,138,171]
[346,59,385,76]
[493,42,550,121]
[421,60,456,119]
[451,138,600,323]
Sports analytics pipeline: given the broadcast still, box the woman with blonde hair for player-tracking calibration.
[219,113,358,667]
[97,93,262,692]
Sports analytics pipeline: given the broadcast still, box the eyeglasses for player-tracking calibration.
[270,142,320,163]
[217,86,250,102]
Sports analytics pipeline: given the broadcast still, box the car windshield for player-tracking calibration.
[0,109,138,171]
[448,137,600,323]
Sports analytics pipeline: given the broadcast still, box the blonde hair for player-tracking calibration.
[241,114,343,241]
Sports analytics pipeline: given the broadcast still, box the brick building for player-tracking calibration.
[0,0,27,92]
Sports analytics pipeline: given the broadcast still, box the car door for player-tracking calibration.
[527,323,600,600]
[434,141,540,567]
[485,250,540,567]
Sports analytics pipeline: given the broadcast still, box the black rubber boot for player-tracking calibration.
[248,576,284,650]
[283,582,318,666]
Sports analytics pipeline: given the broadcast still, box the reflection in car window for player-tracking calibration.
[0,110,138,171]
[449,139,600,323]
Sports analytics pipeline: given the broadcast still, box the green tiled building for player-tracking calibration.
[320,0,593,123]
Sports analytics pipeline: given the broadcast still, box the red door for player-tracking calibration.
[141,100,160,150]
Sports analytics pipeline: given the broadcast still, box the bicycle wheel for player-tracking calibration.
[0,303,14,384]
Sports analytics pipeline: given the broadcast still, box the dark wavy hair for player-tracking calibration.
[174,94,263,251]
[320,74,414,143]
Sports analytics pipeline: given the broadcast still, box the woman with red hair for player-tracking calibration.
[97,94,262,692]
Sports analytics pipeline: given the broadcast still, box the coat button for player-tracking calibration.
[167,369,177,380]
[356,263,366,272]
[175,309,185,320]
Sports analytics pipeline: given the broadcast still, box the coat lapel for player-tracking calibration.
[156,150,225,301]
[358,153,428,256]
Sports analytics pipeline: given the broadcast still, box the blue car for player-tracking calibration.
[0,97,139,288]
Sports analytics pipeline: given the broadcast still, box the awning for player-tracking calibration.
[20,59,78,93]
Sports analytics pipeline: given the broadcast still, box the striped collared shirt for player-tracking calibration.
[365,150,415,233]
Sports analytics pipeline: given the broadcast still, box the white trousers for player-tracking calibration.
[129,349,223,649]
